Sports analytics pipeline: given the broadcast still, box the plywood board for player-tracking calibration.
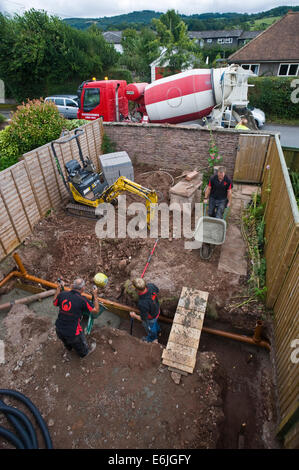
[163,359,194,375]
[162,346,197,369]
[177,286,209,312]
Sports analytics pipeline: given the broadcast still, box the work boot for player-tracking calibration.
[82,342,96,358]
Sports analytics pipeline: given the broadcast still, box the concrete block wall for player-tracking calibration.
[103,122,241,179]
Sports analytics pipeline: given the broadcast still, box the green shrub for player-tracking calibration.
[0,113,6,124]
[0,126,21,170]
[248,77,299,120]
[103,67,133,83]
[62,119,89,131]
[0,99,65,171]
[101,133,116,154]
[9,99,64,156]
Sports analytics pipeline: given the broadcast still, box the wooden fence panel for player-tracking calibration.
[0,119,103,261]
[261,136,299,308]
[0,168,30,243]
[233,134,270,183]
[261,135,299,448]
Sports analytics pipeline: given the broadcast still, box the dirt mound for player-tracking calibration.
[0,305,225,449]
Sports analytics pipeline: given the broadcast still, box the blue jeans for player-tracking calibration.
[142,318,161,342]
[208,197,227,219]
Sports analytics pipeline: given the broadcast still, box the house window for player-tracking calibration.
[278,63,299,76]
[241,64,260,75]
[217,38,233,44]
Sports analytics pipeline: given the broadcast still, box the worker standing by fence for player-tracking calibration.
[204,166,232,219]
[129,278,161,343]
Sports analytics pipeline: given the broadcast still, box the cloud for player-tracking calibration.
[1,0,299,18]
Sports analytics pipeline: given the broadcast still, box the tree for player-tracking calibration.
[152,10,201,75]
[120,27,159,81]
[0,10,119,102]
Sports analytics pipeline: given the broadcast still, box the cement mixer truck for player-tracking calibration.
[77,64,256,128]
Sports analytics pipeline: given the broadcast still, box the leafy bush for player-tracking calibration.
[9,99,64,155]
[101,133,116,154]
[103,67,133,83]
[62,119,89,131]
[248,77,299,120]
[0,125,20,170]
[0,99,64,171]
[0,113,6,124]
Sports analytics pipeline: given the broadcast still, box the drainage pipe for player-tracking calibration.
[0,289,56,311]
[1,253,271,351]
[202,324,271,351]
[2,252,140,315]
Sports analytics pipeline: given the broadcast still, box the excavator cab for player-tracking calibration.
[64,159,107,198]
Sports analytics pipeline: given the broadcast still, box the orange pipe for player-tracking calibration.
[1,253,271,351]
[0,270,18,288]
[253,320,263,343]
[202,326,271,351]
[9,253,140,314]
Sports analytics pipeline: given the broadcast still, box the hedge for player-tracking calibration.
[248,77,299,120]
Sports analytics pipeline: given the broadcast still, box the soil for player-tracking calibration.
[0,167,281,449]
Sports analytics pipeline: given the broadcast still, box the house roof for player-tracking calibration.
[239,31,261,40]
[228,12,299,62]
[102,31,123,44]
[188,30,243,39]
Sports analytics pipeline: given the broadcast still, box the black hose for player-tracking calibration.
[0,403,36,449]
[0,390,53,449]
[0,426,25,449]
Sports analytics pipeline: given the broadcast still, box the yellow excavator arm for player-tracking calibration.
[99,176,158,228]
[68,176,158,227]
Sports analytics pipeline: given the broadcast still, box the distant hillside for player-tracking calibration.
[63,6,299,31]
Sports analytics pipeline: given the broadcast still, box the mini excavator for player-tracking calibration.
[51,129,158,227]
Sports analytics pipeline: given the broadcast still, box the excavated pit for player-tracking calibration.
[0,167,281,449]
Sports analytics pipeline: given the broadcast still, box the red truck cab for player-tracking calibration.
[77,79,129,121]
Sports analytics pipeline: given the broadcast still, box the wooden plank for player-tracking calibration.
[163,359,193,375]
[23,159,43,218]
[168,323,202,349]
[174,312,204,330]
[0,185,21,243]
[177,286,208,312]
[167,366,188,377]
[36,151,53,207]
[10,168,33,233]
[48,146,63,202]
[168,331,200,349]
[162,341,197,368]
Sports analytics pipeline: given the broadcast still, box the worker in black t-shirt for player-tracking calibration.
[204,166,232,219]
[129,278,161,343]
[53,278,99,358]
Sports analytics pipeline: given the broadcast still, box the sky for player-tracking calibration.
[1,0,299,19]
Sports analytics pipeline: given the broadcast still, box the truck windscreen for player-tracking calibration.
[83,88,100,112]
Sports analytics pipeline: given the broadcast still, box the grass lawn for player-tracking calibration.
[246,16,281,30]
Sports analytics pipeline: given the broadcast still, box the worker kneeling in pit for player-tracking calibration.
[204,166,232,219]
[53,278,98,358]
[130,278,161,343]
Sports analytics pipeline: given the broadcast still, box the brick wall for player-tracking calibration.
[103,122,241,179]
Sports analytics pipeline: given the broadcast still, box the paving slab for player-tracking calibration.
[218,224,247,276]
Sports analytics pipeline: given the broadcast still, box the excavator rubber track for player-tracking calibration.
[65,202,99,220]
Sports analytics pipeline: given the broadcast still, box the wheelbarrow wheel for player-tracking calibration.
[200,243,212,260]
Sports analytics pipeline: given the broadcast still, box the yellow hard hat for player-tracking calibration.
[93,273,108,287]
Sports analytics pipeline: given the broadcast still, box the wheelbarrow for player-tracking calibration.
[193,203,229,260]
